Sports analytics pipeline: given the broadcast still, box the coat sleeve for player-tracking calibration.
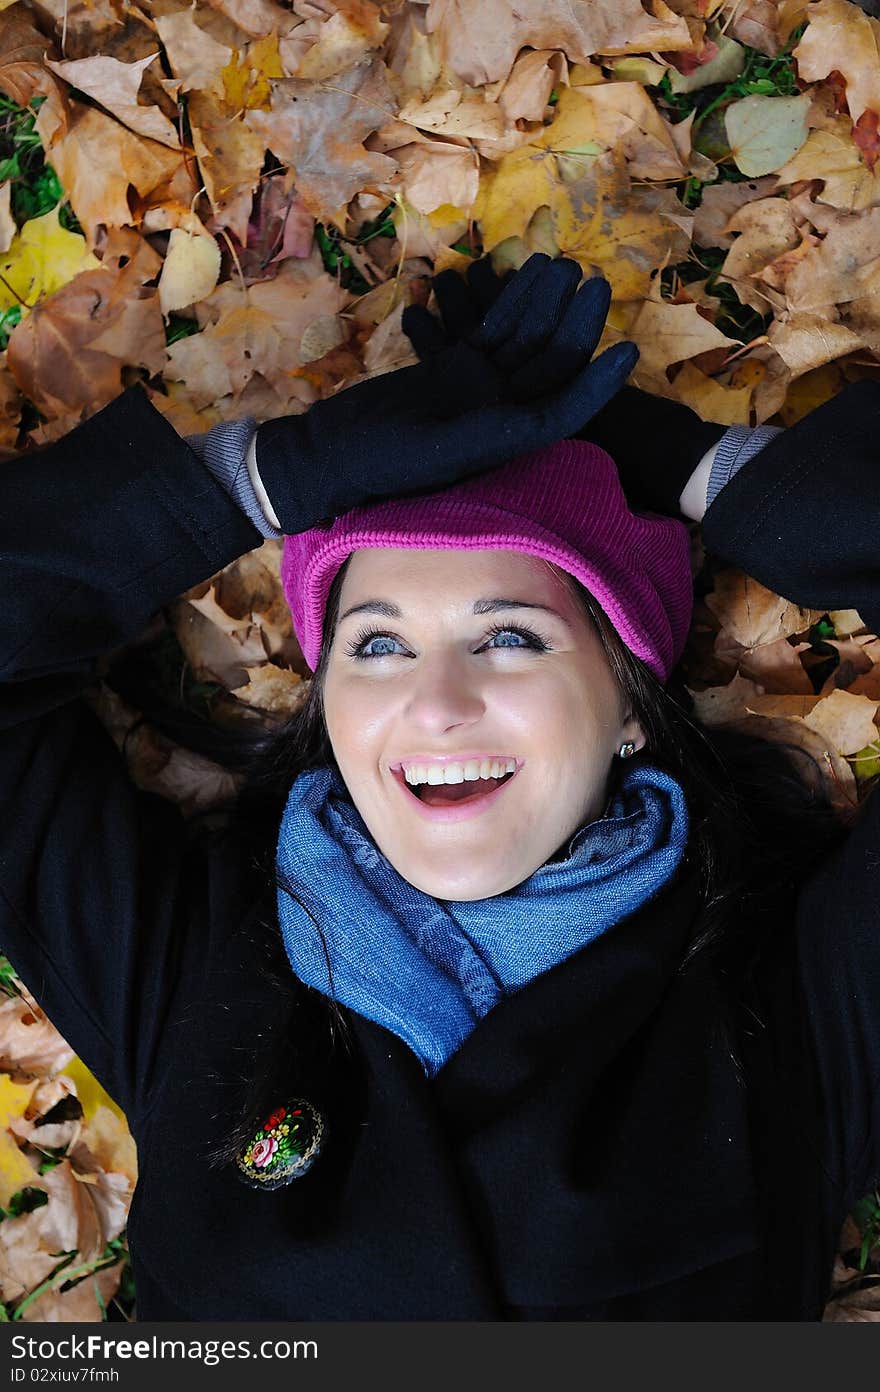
[0,386,264,1120]
[700,378,880,1202]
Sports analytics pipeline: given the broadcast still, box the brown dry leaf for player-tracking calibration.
[7,253,166,420]
[398,88,507,141]
[823,1281,880,1321]
[424,0,692,87]
[0,993,73,1076]
[187,89,266,245]
[72,1107,137,1188]
[18,1257,125,1323]
[725,0,786,57]
[294,3,390,81]
[784,205,880,314]
[626,298,740,394]
[0,179,13,253]
[775,119,880,213]
[723,712,858,812]
[704,568,821,649]
[687,672,766,726]
[0,1206,60,1304]
[718,197,801,314]
[44,53,181,148]
[40,105,183,248]
[393,139,480,214]
[800,688,880,756]
[154,8,234,92]
[231,662,306,715]
[246,59,398,228]
[202,0,299,40]
[692,175,780,249]
[794,0,880,129]
[768,311,865,378]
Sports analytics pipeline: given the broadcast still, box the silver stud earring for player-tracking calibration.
[618,741,636,759]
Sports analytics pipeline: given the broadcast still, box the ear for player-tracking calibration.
[619,715,648,755]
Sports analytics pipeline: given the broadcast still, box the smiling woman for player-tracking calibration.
[321,546,647,900]
[4,251,879,1323]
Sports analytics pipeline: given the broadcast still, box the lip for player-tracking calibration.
[389,761,523,823]
[388,753,520,772]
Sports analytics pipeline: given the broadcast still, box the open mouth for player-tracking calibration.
[398,769,517,807]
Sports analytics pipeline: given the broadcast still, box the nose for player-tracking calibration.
[402,650,486,734]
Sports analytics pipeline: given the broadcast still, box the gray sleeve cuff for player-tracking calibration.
[706,423,785,509]
[186,419,284,540]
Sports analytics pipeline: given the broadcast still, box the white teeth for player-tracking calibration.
[403,758,517,786]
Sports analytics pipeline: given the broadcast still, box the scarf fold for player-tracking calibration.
[276,761,690,1078]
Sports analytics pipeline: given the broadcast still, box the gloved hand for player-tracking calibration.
[254,252,638,534]
[401,252,725,517]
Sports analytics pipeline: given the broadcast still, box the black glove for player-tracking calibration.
[403,253,726,518]
[255,252,638,534]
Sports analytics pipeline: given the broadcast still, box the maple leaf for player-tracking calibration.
[7,246,166,418]
[44,53,181,148]
[424,0,692,87]
[39,104,183,248]
[245,58,399,228]
[187,90,266,245]
[794,0,880,128]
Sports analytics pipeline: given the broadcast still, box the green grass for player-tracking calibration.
[0,95,81,234]
[315,199,397,295]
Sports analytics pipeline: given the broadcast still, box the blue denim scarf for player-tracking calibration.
[276,761,689,1078]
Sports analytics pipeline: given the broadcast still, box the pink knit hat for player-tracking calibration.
[280,439,693,682]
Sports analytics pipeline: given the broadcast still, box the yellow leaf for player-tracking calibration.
[0,206,99,316]
[0,1130,37,1209]
[60,1057,125,1124]
[158,229,221,315]
[222,35,283,113]
[0,1073,35,1130]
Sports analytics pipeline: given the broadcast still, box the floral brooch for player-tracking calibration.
[235,1097,326,1190]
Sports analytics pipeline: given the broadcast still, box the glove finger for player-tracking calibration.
[466,256,514,315]
[413,342,638,488]
[510,341,640,442]
[487,257,585,373]
[507,276,612,399]
[466,251,552,353]
[430,267,482,340]
[401,303,449,360]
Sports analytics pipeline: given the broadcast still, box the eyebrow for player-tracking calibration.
[338,597,573,628]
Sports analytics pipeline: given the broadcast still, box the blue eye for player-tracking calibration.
[343,622,551,661]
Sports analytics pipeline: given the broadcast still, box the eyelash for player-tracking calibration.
[343,621,552,662]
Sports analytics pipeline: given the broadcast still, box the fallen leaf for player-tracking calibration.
[704,569,821,649]
[0,205,99,316]
[0,180,13,252]
[245,58,398,228]
[724,93,811,176]
[187,89,266,245]
[41,104,183,247]
[158,229,222,315]
[424,0,692,87]
[44,53,180,148]
[18,1257,125,1323]
[794,0,880,129]
[692,175,779,249]
[231,662,305,714]
[154,8,233,93]
[295,4,390,82]
[0,994,73,1076]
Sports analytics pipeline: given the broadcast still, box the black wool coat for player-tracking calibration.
[1,383,879,1321]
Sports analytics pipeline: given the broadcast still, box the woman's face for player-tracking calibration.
[321,548,646,901]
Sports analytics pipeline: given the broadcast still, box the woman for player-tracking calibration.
[1,254,877,1320]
